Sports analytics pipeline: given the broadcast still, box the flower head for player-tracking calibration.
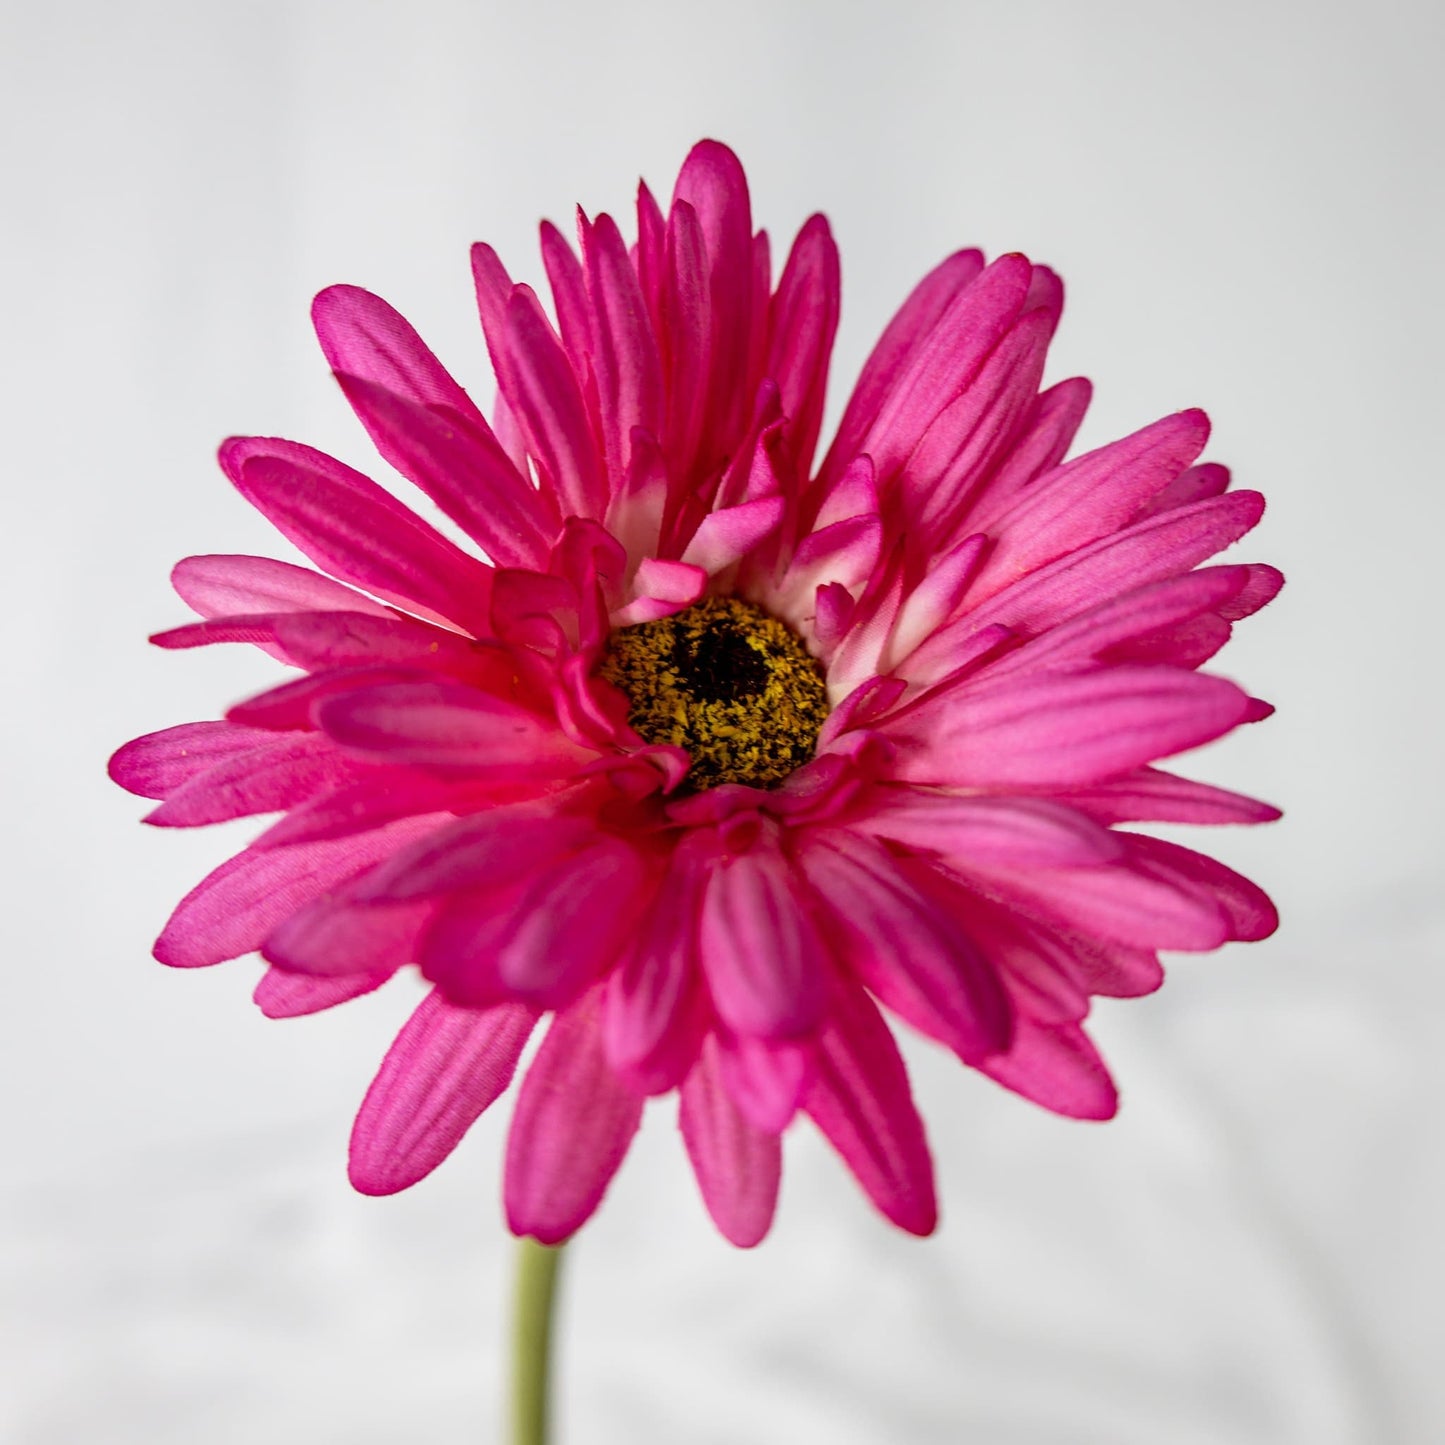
[111,141,1280,1246]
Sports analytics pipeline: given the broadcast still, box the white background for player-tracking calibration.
[3,1,1441,1440]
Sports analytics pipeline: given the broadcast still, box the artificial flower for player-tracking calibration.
[111,140,1279,1247]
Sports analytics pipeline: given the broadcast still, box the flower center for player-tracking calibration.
[600,595,829,791]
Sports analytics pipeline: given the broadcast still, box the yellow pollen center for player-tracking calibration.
[600,595,830,791]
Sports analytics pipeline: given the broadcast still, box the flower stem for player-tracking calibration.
[510,1237,566,1445]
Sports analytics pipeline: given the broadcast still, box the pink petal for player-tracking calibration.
[219,437,494,634]
[975,567,1251,681]
[226,665,434,732]
[680,495,785,575]
[959,854,1231,952]
[144,733,356,827]
[332,373,553,569]
[253,965,394,1019]
[1051,767,1282,825]
[888,666,1252,788]
[659,198,712,481]
[497,287,606,520]
[421,839,654,1010]
[350,991,538,1195]
[904,307,1053,538]
[1137,461,1231,518]
[581,212,664,479]
[802,832,1013,1062]
[263,894,432,977]
[859,790,1122,867]
[766,213,840,477]
[979,1019,1118,1120]
[154,819,439,969]
[612,558,708,625]
[172,554,392,620]
[964,376,1092,522]
[603,846,705,1076]
[903,490,1267,684]
[973,410,1212,595]
[803,977,937,1236]
[354,805,594,902]
[505,994,645,1244]
[312,283,490,420]
[857,254,1035,485]
[254,771,504,850]
[109,720,280,800]
[699,837,828,1039]
[671,139,754,460]
[1123,835,1279,942]
[679,1037,781,1247]
[315,677,586,773]
[716,1031,811,1133]
[820,248,986,485]
[540,218,593,376]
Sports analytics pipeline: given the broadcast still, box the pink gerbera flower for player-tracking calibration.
[110,140,1279,1248]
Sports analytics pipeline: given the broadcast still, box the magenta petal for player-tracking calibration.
[263,894,432,977]
[154,821,438,969]
[315,678,585,773]
[505,994,645,1244]
[172,554,392,620]
[979,1019,1118,1120]
[350,990,538,1195]
[699,839,828,1039]
[421,840,653,1011]
[603,850,704,1075]
[680,494,785,575]
[253,965,393,1019]
[498,287,606,521]
[961,854,1231,952]
[890,666,1251,788]
[354,806,593,903]
[671,140,754,456]
[804,833,1012,1061]
[219,437,494,634]
[860,791,1122,867]
[858,253,1034,485]
[1124,835,1279,942]
[716,1032,811,1133]
[109,720,279,800]
[680,1037,781,1247]
[143,734,354,828]
[333,373,552,569]
[312,284,490,421]
[803,977,937,1236]
[974,410,1211,593]
[1052,767,1282,825]
[966,376,1092,521]
[581,212,664,479]
[821,247,986,484]
[766,213,840,477]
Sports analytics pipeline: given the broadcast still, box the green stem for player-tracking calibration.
[510,1238,566,1445]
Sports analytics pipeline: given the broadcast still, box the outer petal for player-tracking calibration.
[802,831,1013,1062]
[505,994,645,1244]
[698,835,828,1039]
[109,720,281,800]
[886,667,1252,788]
[978,1019,1119,1120]
[153,818,441,969]
[253,965,393,1019]
[679,1037,781,1247]
[350,991,538,1195]
[803,976,937,1236]
[219,437,494,634]
[171,554,393,621]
